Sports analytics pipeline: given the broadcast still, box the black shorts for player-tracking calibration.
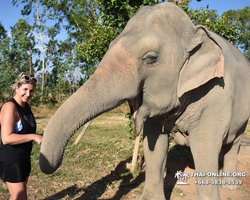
[0,161,31,183]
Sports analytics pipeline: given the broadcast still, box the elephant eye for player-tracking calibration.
[143,52,158,65]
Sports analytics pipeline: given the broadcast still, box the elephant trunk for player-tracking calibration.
[39,43,140,174]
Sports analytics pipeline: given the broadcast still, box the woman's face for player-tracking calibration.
[16,83,35,103]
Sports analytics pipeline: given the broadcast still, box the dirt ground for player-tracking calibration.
[1,105,250,200]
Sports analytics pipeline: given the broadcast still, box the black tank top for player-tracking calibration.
[0,98,36,162]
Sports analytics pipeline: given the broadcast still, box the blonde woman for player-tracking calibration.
[0,72,42,200]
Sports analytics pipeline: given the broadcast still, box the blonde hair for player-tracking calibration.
[13,72,37,89]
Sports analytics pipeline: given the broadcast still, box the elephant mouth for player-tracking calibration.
[127,91,145,135]
[128,91,143,120]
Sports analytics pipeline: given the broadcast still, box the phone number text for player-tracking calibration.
[195,180,242,185]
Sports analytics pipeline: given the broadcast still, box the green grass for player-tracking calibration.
[27,108,137,199]
[0,183,8,194]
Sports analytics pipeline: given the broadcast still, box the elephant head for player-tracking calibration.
[40,2,224,174]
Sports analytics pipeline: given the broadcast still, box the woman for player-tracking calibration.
[0,72,43,200]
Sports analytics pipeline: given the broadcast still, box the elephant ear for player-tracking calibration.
[177,25,225,97]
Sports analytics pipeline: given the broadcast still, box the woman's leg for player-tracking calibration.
[6,179,28,200]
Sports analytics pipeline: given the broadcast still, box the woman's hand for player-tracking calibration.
[33,134,43,144]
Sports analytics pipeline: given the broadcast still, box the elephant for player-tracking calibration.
[39,2,250,200]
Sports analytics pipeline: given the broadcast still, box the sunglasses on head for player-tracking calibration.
[19,74,38,84]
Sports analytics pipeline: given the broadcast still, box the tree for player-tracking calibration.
[42,0,98,43]
[13,0,48,93]
[77,21,117,63]
[11,18,38,74]
[80,0,210,68]
[0,18,41,102]
[0,23,14,102]
[223,6,250,60]
[0,22,7,39]
[79,0,161,65]
[39,0,208,84]
[41,0,100,81]
[178,1,240,45]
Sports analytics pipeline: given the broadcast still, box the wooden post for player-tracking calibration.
[73,121,92,146]
[131,134,141,172]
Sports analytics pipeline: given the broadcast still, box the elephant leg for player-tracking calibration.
[221,121,247,190]
[139,118,168,200]
[189,127,222,200]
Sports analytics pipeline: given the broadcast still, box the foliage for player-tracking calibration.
[97,0,159,30]
[11,18,39,74]
[0,22,7,39]
[180,1,240,45]
[0,24,13,102]
[41,0,100,80]
[222,6,250,60]
[13,0,48,92]
[125,111,134,140]
[0,67,14,102]
[77,21,118,63]
[42,0,98,43]
[0,19,40,102]
[91,0,163,60]
[183,3,250,60]
[30,85,43,107]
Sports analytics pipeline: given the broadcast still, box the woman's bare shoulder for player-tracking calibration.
[0,101,18,120]
[1,101,16,111]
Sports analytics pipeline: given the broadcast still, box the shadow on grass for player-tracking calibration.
[43,158,145,200]
[43,145,196,200]
[41,141,246,200]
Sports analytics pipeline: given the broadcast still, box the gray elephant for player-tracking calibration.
[39,2,250,200]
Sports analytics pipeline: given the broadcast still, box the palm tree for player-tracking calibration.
[174,170,183,181]
[182,172,190,182]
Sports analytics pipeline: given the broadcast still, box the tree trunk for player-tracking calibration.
[29,47,32,74]
[35,0,45,93]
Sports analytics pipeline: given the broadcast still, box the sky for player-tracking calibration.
[0,0,249,40]
[0,0,66,41]
[0,0,31,33]
[189,0,250,15]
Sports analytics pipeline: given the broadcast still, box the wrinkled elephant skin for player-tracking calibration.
[39,2,250,200]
